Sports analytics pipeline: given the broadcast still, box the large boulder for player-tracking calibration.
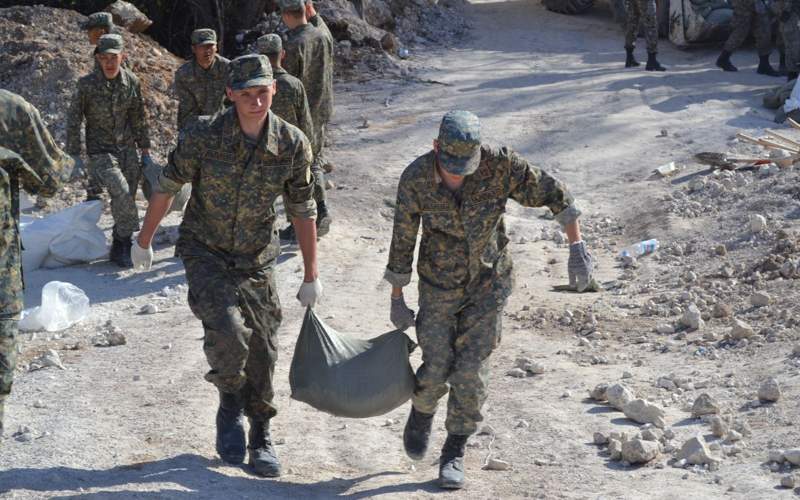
[105,1,153,33]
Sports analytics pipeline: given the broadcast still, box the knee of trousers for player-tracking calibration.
[0,323,17,397]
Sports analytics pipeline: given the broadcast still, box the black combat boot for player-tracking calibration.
[403,407,435,460]
[278,224,297,245]
[316,201,332,238]
[757,55,781,76]
[716,50,738,72]
[625,47,640,68]
[216,391,246,464]
[438,434,469,490]
[248,418,281,477]
[789,71,799,82]
[645,52,666,72]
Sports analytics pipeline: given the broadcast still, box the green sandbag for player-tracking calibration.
[289,308,416,418]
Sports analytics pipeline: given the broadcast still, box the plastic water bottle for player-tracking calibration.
[620,239,660,260]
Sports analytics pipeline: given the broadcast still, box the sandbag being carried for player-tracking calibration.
[289,308,416,418]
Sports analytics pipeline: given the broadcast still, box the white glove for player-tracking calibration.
[131,240,154,272]
[297,278,323,308]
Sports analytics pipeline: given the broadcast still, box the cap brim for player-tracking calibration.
[229,77,274,91]
[438,147,481,176]
[194,40,217,46]
[96,48,122,54]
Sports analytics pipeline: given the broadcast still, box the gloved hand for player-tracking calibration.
[131,239,154,272]
[70,155,85,181]
[390,295,415,331]
[568,241,595,292]
[297,278,323,307]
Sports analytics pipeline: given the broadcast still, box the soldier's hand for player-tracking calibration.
[297,278,323,308]
[568,241,595,292]
[390,295,415,331]
[131,240,154,272]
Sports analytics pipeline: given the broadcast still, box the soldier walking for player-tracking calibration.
[305,0,334,45]
[0,90,72,440]
[385,111,594,489]
[624,0,666,71]
[67,34,152,268]
[717,0,781,75]
[280,0,335,242]
[780,0,800,80]
[132,55,323,477]
[174,29,230,130]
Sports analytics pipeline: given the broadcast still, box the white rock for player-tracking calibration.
[506,368,527,378]
[483,458,511,471]
[781,475,796,488]
[758,377,781,402]
[656,324,675,335]
[750,292,771,307]
[784,449,800,465]
[656,376,677,391]
[749,214,767,233]
[724,430,742,443]
[621,439,660,464]
[768,450,785,463]
[641,428,664,442]
[780,261,797,279]
[692,393,720,417]
[608,439,622,460]
[680,304,704,331]
[606,383,635,411]
[140,303,158,315]
[709,416,728,438]
[594,432,608,445]
[624,399,667,428]
[589,383,609,402]
[677,435,720,466]
[478,425,496,436]
[29,349,65,371]
[730,319,755,340]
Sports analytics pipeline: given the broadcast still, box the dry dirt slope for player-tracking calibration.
[2,0,800,499]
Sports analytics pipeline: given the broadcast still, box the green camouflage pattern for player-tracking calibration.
[279,0,305,11]
[96,33,123,54]
[191,28,217,45]
[89,150,141,238]
[184,256,281,419]
[257,33,283,56]
[158,108,316,269]
[437,111,482,176]
[174,54,230,130]
[66,67,151,156]
[0,319,17,431]
[724,0,772,56]
[82,12,113,31]
[309,14,334,44]
[385,145,574,292]
[271,68,316,151]
[625,0,659,53]
[781,3,800,72]
[227,54,274,91]
[411,281,503,435]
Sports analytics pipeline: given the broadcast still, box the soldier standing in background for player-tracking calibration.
[174,29,230,130]
[623,0,666,71]
[132,55,323,477]
[67,34,152,268]
[717,0,781,75]
[305,0,334,44]
[385,111,594,489]
[0,90,72,441]
[280,0,334,242]
[780,0,800,80]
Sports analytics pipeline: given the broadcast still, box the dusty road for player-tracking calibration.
[1,1,795,498]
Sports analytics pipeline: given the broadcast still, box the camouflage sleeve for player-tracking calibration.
[284,134,317,220]
[504,146,579,224]
[65,81,85,156]
[159,124,200,194]
[130,76,152,150]
[296,82,317,153]
[384,169,420,287]
[283,44,302,79]
[174,72,197,131]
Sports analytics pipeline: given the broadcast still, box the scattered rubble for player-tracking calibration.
[623,399,666,429]
[28,349,65,371]
[691,393,720,418]
[621,438,660,464]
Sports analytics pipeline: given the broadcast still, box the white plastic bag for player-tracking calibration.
[19,281,90,332]
[21,201,108,272]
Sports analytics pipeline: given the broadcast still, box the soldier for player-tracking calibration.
[132,54,323,477]
[281,0,334,240]
[385,111,593,489]
[624,0,666,71]
[305,0,334,44]
[780,0,800,80]
[174,29,230,130]
[0,90,72,440]
[67,34,152,268]
[717,0,780,75]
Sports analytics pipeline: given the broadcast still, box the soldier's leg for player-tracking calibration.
[313,123,331,237]
[755,10,780,75]
[785,17,800,79]
[0,316,19,439]
[624,0,642,51]
[724,0,756,53]
[642,0,658,53]
[412,297,458,416]
[90,154,138,240]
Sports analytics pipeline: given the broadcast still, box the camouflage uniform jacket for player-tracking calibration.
[158,108,316,270]
[283,23,334,126]
[0,90,70,315]
[385,146,574,295]
[174,54,230,130]
[66,67,151,156]
[309,14,334,44]
[271,67,316,152]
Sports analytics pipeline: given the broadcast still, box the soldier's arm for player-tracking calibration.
[65,82,85,157]
[14,98,72,197]
[130,76,152,153]
[286,135,318,282]
[296,83,317,152]
[384,170,421,292]
[283,45,302,78]
[174,72,197,130]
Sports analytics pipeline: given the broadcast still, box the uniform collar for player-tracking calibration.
[222,108,280,156]
[287,23,312,37]
[94,66,129,86]
[272,66,288,76]
[194,54,220,73]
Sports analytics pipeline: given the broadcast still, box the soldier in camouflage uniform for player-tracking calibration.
[174,29,230,130]
[780,0,800,80]
[624,0,666,71]
[717,0,780,75]
[385,111,593,489]
[0,90,72,441]
[132,55,323,478]
[280,0,334,241]
[67,34,152,268]
[305,0,334,44]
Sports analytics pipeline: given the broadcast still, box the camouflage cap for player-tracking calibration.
[437,110,482,176]
[278,0,306,11]
[257,34,283,56]
[95,34,124,54]
[227,54,274,90]
[81,12,113,31]
[191,28,217,45]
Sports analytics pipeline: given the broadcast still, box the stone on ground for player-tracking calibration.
[677,435,720,466]
[623,399,667,428]
[758,377,781,402]
[606,383,635,411]
[621,438,660,464]
[692,393,720,417]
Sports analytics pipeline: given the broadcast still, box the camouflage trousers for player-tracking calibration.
[312,122,328,205]
[88,149,142,239]
[0,317,18,438]
[625,0,659,53]
[412,283,504,436]
[724,0,773,56]
[782,14,800,71]
[183,256,282,420]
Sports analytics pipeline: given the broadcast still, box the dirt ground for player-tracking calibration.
[2,1,800,498]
